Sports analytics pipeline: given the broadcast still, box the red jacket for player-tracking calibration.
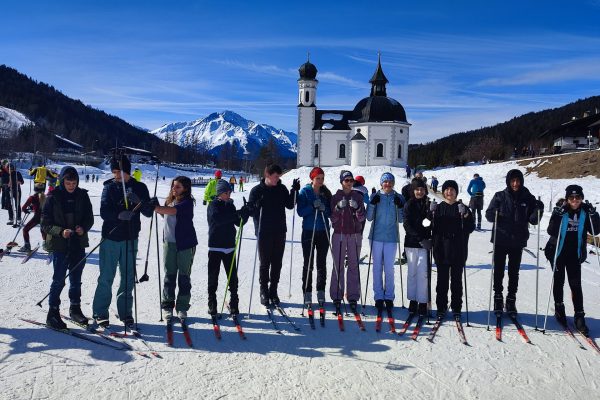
[22,194,43,217]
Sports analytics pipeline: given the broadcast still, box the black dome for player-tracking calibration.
[298,61,317,80]
[352,96,407,123]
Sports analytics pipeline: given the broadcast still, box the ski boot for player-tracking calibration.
[304,291,313,307]
[418,303,428,317]
[574,312,589,336]
[163,308,174,321]
[177,310,187,320]
[554,302,567,326]
[493,293,504,314]
[46,307,67,330]
[18,243,31,253]
[436,306,447,319]
[6,220,13,226]
[208,298,218,316]
[260,286,270,307]
[94,316,110,329]
[408,300,418,314]
[123,316,135,330]
[375,300,384,313]
[505,295,517,315]
[349,300,358,314]
[69,304,89,325]
[269,284,280,306]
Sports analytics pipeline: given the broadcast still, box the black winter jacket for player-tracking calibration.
[248,179,295,237]
[430,202,474,266]
[403,196,431,249]
[207,198,248,248]
[545,206,600,264]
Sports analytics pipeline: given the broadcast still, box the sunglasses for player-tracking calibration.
[343,178,354,183]
[568,195,582,200]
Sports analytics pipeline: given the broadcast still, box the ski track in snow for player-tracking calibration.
[0,161,599,399]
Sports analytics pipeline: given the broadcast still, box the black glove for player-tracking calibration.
[292,178,301,192]
[370,194,380,205]
[126,189,141,206]
[238,205,250,221]
[147,197,160,208]
[535,199,544,210]
[419,239,433,250]
[584,201,597,216]
[202,200,207,206]
[553,205,567,216]
[118,210,135,221]
[394,195,403,208]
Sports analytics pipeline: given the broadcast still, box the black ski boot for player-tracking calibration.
[260,286,270,307]
[208,298,218,316]
[385,300,394,314]
[408,300,418,314]
[554,302,567,326]
[69,304,89,325]
[375,300,384,313]
[505,295,517,315]
[269,284,280,306]
[94,316,110,329]
[574,312,589,336]
[229,294,239,315]
[418,303,428,317]
[46,307,67,330]
[493,293,504,314]
[349,300,359,314]
[123,316,135,330]
[437,305,447,319]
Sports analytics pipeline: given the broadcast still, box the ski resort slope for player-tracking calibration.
[0,161,599,400]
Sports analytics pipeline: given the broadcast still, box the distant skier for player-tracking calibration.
[203,170,222,205]
[239,176,245,192]
[367,172,405,315]
[430,176,439,193]
[248,164,299,306]
[405,165,411,179]
[29,164,53,192]
[296,167,332,307]
[485,169,543,314]
[544,185,600,335]
[2,162,24,226]
[229,175,236,193]
[329,170,366,314]
[429,180,474,318]
[467,173,486,230]
[132,167,142,182]
[18,183,47,253]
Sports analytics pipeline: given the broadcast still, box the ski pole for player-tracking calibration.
[535,197,541,330]
[6,212,31,248]
[542,217,565,333]
[321,211,349,314]
[362,203,377,313]
[220,215,245,314]
[301,208,319,316]
[486,210,498,331]
[155,212,163,321]
[288,190,297,299]
[585,201,600,269]
[395,203,405,308]
[140,162,160,283]
[247,206,263,318]
[459,201,470,327]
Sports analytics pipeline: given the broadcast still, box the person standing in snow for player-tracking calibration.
[329,170,366,313]
[430,176,439,193]
[229,175,236,193]
[485,169,543,314]
[238,176,245,192]
[29,164,53,192]
[403,179,432,317]
[429,180,474,318]
[41,167,94,329]
[467,173,486,230]
[544,185,600,335]
[18,183,47,253]
[353,175,369,234]
[203,170,222,205]
[405,165,411,179]
[248,164,299,306]
[153,176,198,321]
[296,167,332,306]
[402,172,424,201]
[367,172,405,315]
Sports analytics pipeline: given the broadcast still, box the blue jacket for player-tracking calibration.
[296,184,331,231]
[467,177,486,197]
[171,198,198,251]
[366,190,404,242]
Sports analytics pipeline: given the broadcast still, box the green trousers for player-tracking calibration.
[162,242,196,312]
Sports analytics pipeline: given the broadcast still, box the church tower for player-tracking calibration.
[297,54,318,167]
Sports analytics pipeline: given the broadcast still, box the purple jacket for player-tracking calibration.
[330,189,366,234]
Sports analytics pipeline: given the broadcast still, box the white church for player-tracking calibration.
[296,56,410,168]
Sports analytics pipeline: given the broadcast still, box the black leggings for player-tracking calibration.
[552,254,584,313]
[301,230,329,294]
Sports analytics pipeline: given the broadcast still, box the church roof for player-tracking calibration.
[351,132,366,140]
[313,110,353,130]
[298,54,317,80]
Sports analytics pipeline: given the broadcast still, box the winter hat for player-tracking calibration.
[565,184,584,199]
[505,169,524,188]
[216,179,231,196]
[110,155,132,175]
[411,178,427,192]
[354,175,365,186]
[309,167,324,180]
[442,180,459,193]
[215,170,222,178]
[34,183,45,193]
[380,172,395,186]
[339,170,354,183]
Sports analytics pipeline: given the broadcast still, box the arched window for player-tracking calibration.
[397,144,402,159]
[376,143,384,158]
[338,143,346,159]
[314,143,319,158]
[305,91,310,103]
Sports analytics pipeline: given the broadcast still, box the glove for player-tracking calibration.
[313,199,322,210]
[291,178,301,192]
[126,189,141,205]
[394,196,403,208]
[202,200,207,206]
[430,200,437,213]
[552,205,567,216]
[535,200,544,210]
[458,202,466,215]
[349,199,358,210]
[419,239,433,250]
[370,194,380,205]
[147,197,160,208]
[237,205,250,221]
[584,201,597,216]
[336,199,347,209]
[118,210,135,221]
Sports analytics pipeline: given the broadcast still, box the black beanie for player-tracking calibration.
[442,180,459,193]
[505,169,524,188]
[565,184,584,199]
[110,155,132,175]
[411,178,427,192]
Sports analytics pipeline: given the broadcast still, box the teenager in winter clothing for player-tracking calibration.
[329,170,366,312]
[429,180,474,317]
[41,167,94,329]
[401,173,424,201]
[29,164,56,192]
[203,170,222,205]
[92,155,154,328]
[153,176,198,321]
[367,172,405,313]
[206,179,249,315]
[18,183,47,253]
[229,175,236,192]
[296,167,332,306]
[238,176,245,192]
[430,177,439,193]
[353,175,369,234]
[248,164,299,306]
[467,173,486,229]
[485,169,543,314]
[1,162,24,225]
[545,185,600,335]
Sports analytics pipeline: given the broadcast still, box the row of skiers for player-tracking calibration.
[38,155,599,337]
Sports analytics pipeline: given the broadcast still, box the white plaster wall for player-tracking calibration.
[297,106,316,166]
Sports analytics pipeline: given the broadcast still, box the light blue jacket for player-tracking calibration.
[366,190,404,242]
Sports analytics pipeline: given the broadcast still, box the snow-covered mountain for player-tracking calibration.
[150,110,297,158]
[0,106,33,138]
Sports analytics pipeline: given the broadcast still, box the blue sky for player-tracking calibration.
[2,0,600,143]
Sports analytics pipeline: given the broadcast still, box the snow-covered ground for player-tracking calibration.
[1,161,599,399]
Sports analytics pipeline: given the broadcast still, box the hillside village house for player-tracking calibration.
[296,56,410,168]
[540,110,600,153]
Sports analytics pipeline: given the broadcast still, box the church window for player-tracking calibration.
[338,144,346,159]
[397,144,402,159]
[376,143,384,158]
[314,143,319,158]
[305,91,310,103]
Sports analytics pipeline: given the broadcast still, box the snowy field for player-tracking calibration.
[0,161,599,399]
